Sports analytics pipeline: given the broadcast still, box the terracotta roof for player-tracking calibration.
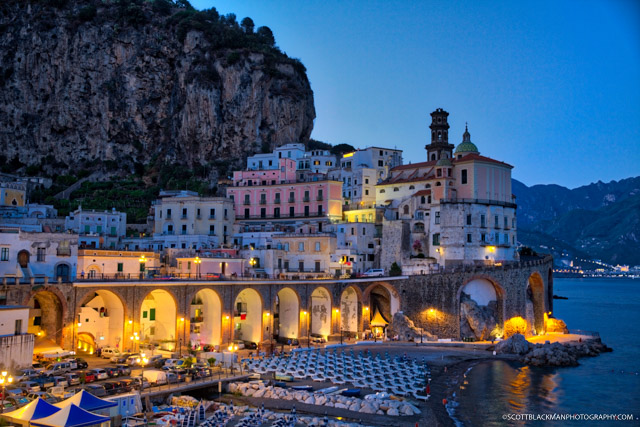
[413,190,432,197]
[453,153,513,168]
[391,160,436,171]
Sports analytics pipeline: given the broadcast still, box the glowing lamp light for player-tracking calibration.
[364,307,369,311]
[180,317,185,322]
[334,309,339,313]
[429,308,435,314]
[128,319,133,325]
[225,315,230,320]
[228,345,233,351]
[234,345,238,351]
[77,322,82,327]
[265,312,270,317]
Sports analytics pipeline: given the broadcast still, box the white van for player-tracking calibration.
[143,369,167,385]
[43,362,71,376]
[102,348,121,359]
[362,268,385,277]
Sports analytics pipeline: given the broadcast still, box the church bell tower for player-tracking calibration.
[425,108,455,162]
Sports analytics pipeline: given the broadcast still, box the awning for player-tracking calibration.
[2,397,60,423]
[34,337,65,355]
[370,309,389,327]
[31,403,110,427]
[55,390,117,412]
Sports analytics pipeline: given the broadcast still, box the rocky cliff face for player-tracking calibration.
[0,1,315,177]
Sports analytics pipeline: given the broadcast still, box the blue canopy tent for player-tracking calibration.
[56,390,117,413]
[1,397,60,426]
[31,403,110,427]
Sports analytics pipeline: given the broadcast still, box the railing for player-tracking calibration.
[243,200,251,205]
[239,212,326,220]
[259,200,266,205]
[274,199,281,204]
[440,198,517,209]
[303,197,310,202]
[316,196,324,201]
[288,198,295,203]
[209,215,216,219]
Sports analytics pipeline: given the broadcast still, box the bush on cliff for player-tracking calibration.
[390,262,402,276]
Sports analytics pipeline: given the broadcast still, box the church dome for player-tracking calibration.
[436,157,452,167]
[454,123,479,154]
[454,141,479,154]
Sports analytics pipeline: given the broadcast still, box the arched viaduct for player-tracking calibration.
[7,256,553,352]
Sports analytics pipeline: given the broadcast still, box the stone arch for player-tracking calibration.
[234,288,263,344]
[140,289,178,351]
[77,290,126,350]
[364,282,401,339]
[458,276,505,340]
[527,272,546,335]
[275,287,300,341]
[77,332,96,354]
[310,286,332,338]
[190,288,223,349]
[340,285,362,336]
[86,264,101,278]
[26,289,66,346]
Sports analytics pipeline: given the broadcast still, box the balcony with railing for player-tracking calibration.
[440,198,517,209]
[288,198,295,203]
[239,211,326,220]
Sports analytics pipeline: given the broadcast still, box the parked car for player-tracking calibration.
[43,362,72,376]
[72,358,88,369]
[104,367,119,378]
[152,358,169,369]
[130,376,150,390]
[109,379,131,393]
[17,369,40,380]
[64,373,80,386]
[78,371,96,383]
[172,369,188,382]
[4,388,26,399]
[163,359,181,368]
[118,379,134,391]
[32,363,45,373]
[83,384,107,397]
[101,348,121,359]
[165,372,178,384]
[362,268,385,277]
[111,353,131,364]
[91,369,109,381]
[101,381,119,396]
[115,364,131,377]
[125,354,142,366]
[232,340,245,350]
[26,391,59,404]
[18,381,41,394]
[34,376,55,390]
[147,354,164,365]
[52,376,68,388]
[4,396,30,410]
[243,341,258,350]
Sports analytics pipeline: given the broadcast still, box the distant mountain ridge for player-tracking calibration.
[513,177,640,266]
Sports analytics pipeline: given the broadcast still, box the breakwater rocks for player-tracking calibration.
[495,334,612,367]
[228,381,422,417]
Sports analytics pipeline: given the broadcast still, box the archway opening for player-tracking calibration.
[140,290,177,352]
[28,291,64,346]
[310,287,332,338]
[340,286,360,338]
[459,278,503,340]
[18,250,29,268]
[274,288,300,342]
[78,290,125,350]
[527,273,546,335]
[55,263,71,282]
[234,289,262,344]
[190,289,222,350]
[368,285,396,339]
[77,332,96,355]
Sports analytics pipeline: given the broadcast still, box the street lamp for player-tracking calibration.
[0,371,13,413]
[194,256,201,279]
[136,353,148,390]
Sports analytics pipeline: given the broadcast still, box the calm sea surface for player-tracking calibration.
[453,278,640,426]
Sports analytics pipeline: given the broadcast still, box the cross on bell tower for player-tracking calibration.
[425,108,454,162]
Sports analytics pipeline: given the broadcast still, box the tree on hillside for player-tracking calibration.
[330,143,356,156]
[241,17,254,34]
[256,26,275,47]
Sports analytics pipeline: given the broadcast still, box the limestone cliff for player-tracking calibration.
[0,0,315,176]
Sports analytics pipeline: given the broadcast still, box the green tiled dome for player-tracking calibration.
[436,157,452,166]
[455,141,479,154]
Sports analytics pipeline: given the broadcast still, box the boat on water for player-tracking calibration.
[274,374,294,381]
[341,388,361,397]
[291,385,314,392]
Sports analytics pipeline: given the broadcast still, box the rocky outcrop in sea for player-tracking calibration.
[495,334,612,367]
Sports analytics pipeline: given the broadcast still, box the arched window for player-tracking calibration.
[420,196,426,204]
[380,189,385,194]
[409,185,415,190]
[403,205,409,215]
[436,182,442,187]
[426,184,431,189]
[431,154,436,161]
[393,187,399,192]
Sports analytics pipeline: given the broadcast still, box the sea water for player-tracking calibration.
[454,278,640,426]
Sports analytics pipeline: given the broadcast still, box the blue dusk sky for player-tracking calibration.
[191,0,640,189]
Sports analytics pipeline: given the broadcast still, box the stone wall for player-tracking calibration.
[3,256,553,349]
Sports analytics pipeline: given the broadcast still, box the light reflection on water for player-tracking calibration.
[454,278,640,426]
